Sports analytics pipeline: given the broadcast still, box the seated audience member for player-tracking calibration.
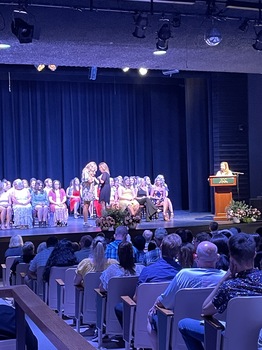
[176,228,193,244]
[179,242,195,268]
[209,221,219,236]
[218,229,233,239]
[48,180,68,227]
[74,236,118,286]
[27,236,58,280]
[133,235,146,263]
[192,231,211,250]
[147,241,226,349]
[74,235,93,263]
[143,230,153,252]
[10,242,36,281]
[100,241,144,292]
[31,180,49,227]
[211,233,230,271]
[143,228,168,266]
[148,240,157,252]
[0,303,38,349]
[36,242,47,253]
[178,233,262,350]
[0,181,12,229]
[105,225,128,260]
[5,234,23,258]
[11,179,33,229]
[43,239,77,282]
[118,176,140,216]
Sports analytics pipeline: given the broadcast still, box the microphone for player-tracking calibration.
[232,171,244,175]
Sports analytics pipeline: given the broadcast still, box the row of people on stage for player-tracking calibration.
[0,162,174,229]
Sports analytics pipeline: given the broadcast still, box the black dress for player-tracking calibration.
[136,188,158,221]
[99,172,111,204]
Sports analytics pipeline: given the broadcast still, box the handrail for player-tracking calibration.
[0,285,95,350]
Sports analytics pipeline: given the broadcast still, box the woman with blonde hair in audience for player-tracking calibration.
[31,179,49,227]
[48,180,68,226]
[5,234,24,258]
[11,179,33,229]
[118,176,140,216]
[81,161,98,227]
[74,236,118,286]
[0,181,12,229]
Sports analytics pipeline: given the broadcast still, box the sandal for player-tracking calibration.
[164,213,170,221]
[170,212,174,219]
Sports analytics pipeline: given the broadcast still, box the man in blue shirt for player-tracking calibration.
[105,225,128,261]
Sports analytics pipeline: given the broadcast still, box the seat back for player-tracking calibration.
[172,287,215,350]
[82,272,102,324]
[47,266,74,309]
[63,267,77,317]
[106,276,138,335]
[134,282,170,349]
[14,263,29,285]
[35,266,45,300]
[221,296,262,350]
[3,256,20,287]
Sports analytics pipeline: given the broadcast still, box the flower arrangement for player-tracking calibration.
[226,200,261,223]
[96,205,141,230]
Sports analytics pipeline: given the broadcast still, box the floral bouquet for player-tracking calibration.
[226,200,261,223]
[123,213,141,228]
[95,215,115,231]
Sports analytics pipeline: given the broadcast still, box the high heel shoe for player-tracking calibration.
[164,213,170,221]
[170,212,174,219]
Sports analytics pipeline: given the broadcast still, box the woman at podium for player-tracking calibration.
[216,161,233,176]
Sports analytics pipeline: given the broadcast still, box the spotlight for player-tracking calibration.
[48,64,57,71]
[239,18,249,32]
[139,68,148,76]
[11,17,34,43]
[204,27,222,46]
[35,64,45,72]
[253,29,262,51]
[133,13,148,38]
[156,22,171,51]
[122,67,130,72]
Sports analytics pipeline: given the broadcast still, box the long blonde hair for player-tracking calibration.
[220,162,231,175]
[99,162,110,175]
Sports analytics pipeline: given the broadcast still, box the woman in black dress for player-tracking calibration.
[98,162,111,212]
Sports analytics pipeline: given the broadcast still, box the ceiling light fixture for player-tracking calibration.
[204,26,222,46]
[35,64,45,72]
[133,13,148,38]
[139,68,148,76]
[48,64,57,71]
[156,21,171,52]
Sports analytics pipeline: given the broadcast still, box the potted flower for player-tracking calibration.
[123,212,141,229]
[96,205,141,230]
[226,200,261,223]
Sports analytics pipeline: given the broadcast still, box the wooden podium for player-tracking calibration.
[209,175,237,221]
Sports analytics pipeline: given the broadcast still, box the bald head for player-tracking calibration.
[196,241,219,268]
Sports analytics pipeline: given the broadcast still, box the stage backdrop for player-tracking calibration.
[0,68,249,211]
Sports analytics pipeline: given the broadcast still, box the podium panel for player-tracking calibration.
[209,176,237,221]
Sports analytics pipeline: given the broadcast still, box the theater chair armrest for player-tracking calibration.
[156,305,174,350]
[121,295,136,346]
[202,315,225,350]
[156,305,174,316]
[121,295,136,307]
[56,278,65,317]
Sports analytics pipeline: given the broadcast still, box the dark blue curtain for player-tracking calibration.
[0,73,209,211]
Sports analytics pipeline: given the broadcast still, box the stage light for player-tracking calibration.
[48,64,57,71]
[139,68,148,76]
[0,43,10,49]
[133,13,148,38]
[156,22,171,51]
[35,64,45,72]
[204,26,222,46]
[253,29,262,51]
[122,67,130,72]
[153,49,167,55]
[11,17,34,43]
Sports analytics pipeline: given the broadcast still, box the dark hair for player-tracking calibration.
[148,240,157,251]
[175,228,192,244]
[35,180,44,194]
[118,241,135,274]
[133,235,146,251]
[211,233,229,256]
[46,236,58,248]
[179,243,194,268]
[80,235,93,248]
[161,233,182,259]
[71,242,80,252]
[228,232,256,263]
[209,221,219,232]
[194,232,211,244]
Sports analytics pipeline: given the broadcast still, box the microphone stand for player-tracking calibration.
[232,172,244,201]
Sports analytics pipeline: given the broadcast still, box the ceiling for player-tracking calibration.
[0,0,262,74]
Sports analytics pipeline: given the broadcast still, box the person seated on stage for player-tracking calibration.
[216,161,233,176]
[48,180,68,227]
[150,176,174,221]
[74,236,118,286]
[178,233,262,350]
[144,176,153,196]
[43,239,77,282]
[44,177,53,195]
[11,179,33,229]
[0,181,12,229]
[133,234,146,263]
[10,241,36,283]
[99,241,144,292]
[118,176,140,216]
[143,228,168,266]
[155,174,174,219]
[31,180,49,228]
[143,229,154,252]
[68,177,81,218]
[5,234,24,258]
[74,235,93,263]
[29,178,37,194]
[109,177,118,207]
[135,177,159,222]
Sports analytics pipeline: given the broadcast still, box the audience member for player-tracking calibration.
[192,231,211,250]
[178,232,262,350]
[143,230,153,252]
[176,228,193,244]
[5,234,23,258]
[74,236,118,286]
[74,235,93,263]
[211,233,230,271]
[208,221,219,236]
[105,225,128,260]
[179,242,195,268]
[133,235,146,263]
[11,241,36,280]
[143,228,168,266]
